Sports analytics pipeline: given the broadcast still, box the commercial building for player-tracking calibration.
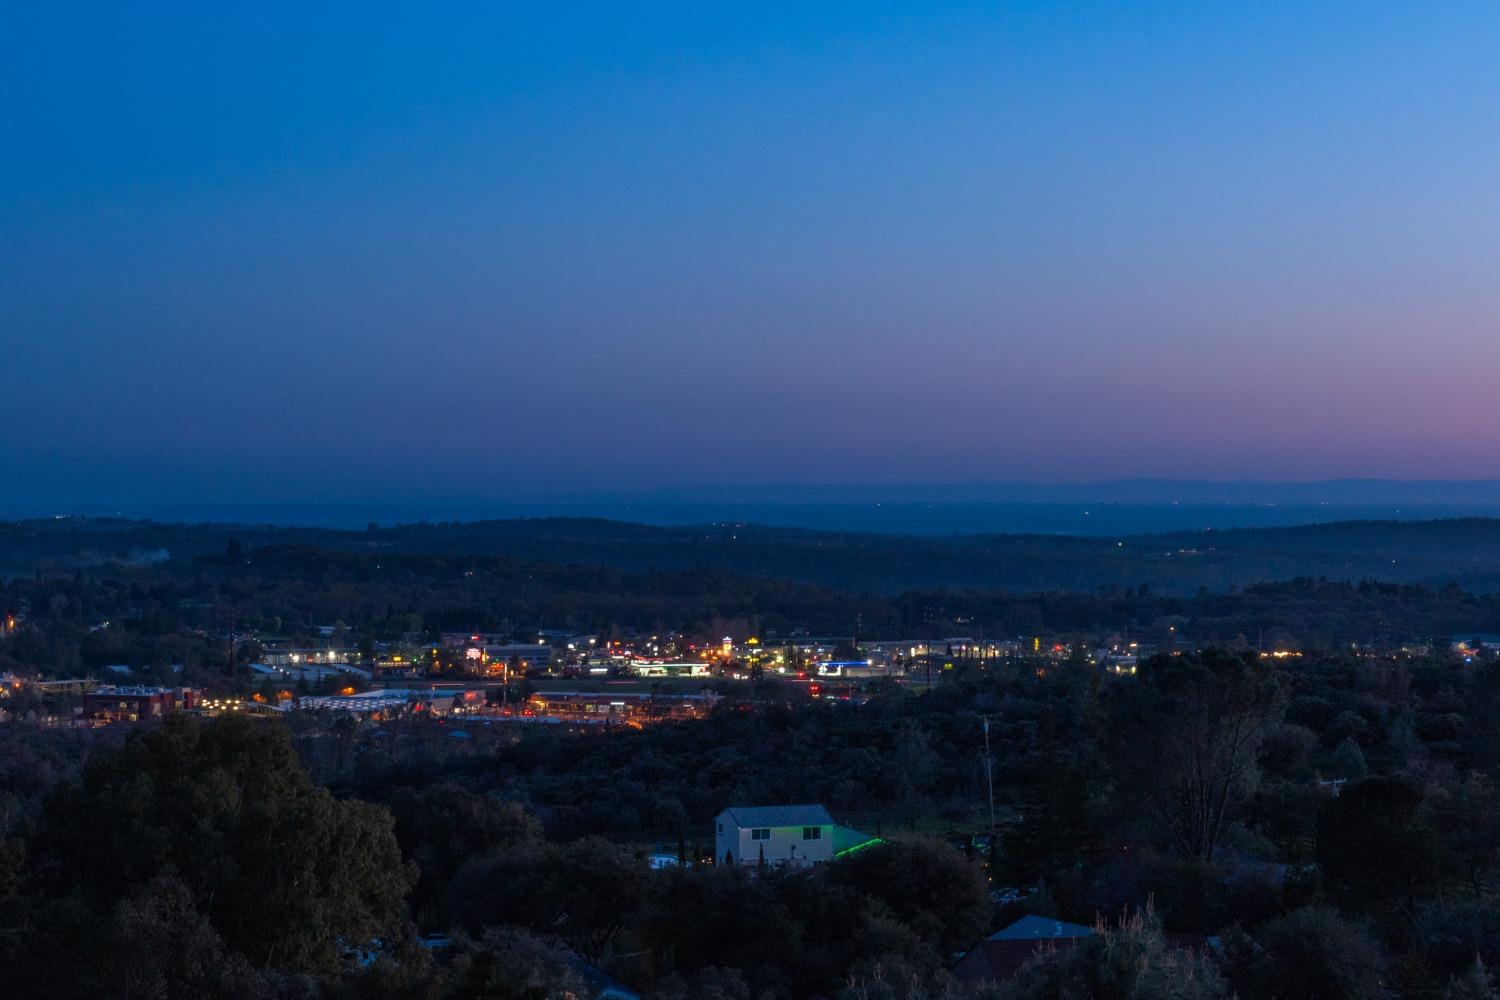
[525,690,717,725]
[482,643,554,672]
[81,685,200,722]
[297,688,472,718]
[627,661,709,678]
[249,662,372,684]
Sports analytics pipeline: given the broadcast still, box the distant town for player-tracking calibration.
[5,610,1471,732]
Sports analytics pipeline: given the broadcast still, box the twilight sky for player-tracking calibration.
[4,2,1500,504]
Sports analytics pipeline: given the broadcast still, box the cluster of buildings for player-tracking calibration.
[1,675,497,727]
[223,617,1236,694]
[79,684,200,722]
[0,621,1145,730]
[1451,634,1500,664]
[246,624,1062,684]
[186,611,1460,697]
[18,613,1439,734]
[297,687,487,718]
[522,690,719,726]
[249,660,373,686]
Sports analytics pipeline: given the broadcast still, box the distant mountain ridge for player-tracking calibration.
[10,514,1500,597]
[14,479,1500,514]
[551,479,1500,505]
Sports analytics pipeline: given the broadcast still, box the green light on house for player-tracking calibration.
[833,837,883,859]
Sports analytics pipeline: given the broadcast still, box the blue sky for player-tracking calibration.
[4,2,1499,503]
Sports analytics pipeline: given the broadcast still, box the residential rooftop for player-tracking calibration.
[719,804,835,828]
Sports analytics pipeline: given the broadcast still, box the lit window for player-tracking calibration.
[751,828,771,841]
[803,827,822,840]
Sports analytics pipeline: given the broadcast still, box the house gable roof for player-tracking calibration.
[951,916,1096,985]
[719,804,835,828]
[952,938,1086,984]
[989,914,1096,941]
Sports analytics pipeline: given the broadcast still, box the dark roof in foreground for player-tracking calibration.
[718,804,835,828]
[990,915,1096,941]
[565,953,641,1000]
[951,916,1220,985]
[951,916,1096,984]
[952,938,1085,983]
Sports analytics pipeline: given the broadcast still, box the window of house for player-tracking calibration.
[717,823,723,834]
[751,828,771,841]
[803,827,822,840]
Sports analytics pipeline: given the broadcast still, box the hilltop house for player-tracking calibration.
[714,804,878,868]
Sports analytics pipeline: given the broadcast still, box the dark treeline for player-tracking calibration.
[15,514,1500,595]
[6,651,1500,997]
[3,544,1500,685]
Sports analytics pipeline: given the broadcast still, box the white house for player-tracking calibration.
[715,804,838,867]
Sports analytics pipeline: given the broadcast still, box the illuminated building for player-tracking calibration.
[524,690,717,725]
[81,685,200,722]
[714,804,879,868]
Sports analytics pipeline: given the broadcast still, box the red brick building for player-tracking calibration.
[81,685,200,723]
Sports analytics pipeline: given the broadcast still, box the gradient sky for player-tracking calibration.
[4,2,1500,504]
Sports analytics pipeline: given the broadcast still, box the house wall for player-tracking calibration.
[715,816,834,866]
[715,815,733,863]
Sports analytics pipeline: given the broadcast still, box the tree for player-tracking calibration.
[1447,959,1500,1000]
[388,784,542,925]
[1224,907,1384,1000]
[540,837,648,963]
[1329,737,1368,782]
[1258,723,1317,781]
[333,713,359,772]
[0,875,278,1000]
[1106,651,1285,860]
[1413,898,1500,981]
[1317,774,1439,918]
[888,720,939,830]
[102,877,272,1000]
[446,840,550,936]
[1003,909,1228,1000]
[1003,752,1094,885]
[1251,781,1324,865]
[827,840,989,951]
[358,630,377,665]
[650,966,752,1000]
[448,837,645,965]
[1431,773,1500,899]
[38,714,414,972]
[639,866,802,993]
[442,926,587,1000]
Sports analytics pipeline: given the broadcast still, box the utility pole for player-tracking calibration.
[982,716,997,851]
[222,608,237,688]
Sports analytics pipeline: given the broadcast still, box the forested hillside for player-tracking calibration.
[11,515,1500,595]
